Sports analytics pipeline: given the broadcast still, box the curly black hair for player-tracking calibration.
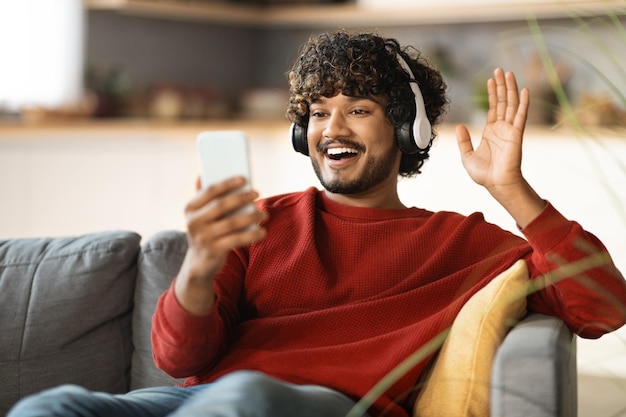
[286,30,449,177]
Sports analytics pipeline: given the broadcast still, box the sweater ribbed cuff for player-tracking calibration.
[520,201,573,253]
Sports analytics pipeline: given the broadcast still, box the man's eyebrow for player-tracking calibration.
[354,95,383,105]
[310,96,382,105]
[347,96,378,103]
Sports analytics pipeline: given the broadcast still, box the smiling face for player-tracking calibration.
[307,93,402,202]
[287,31,449,206]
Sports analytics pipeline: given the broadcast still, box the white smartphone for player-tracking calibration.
[196,130,255,216]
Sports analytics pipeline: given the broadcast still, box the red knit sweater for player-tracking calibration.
[152,188,626,417]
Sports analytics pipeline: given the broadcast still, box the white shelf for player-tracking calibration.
[85,0,262,25]
[85,0,626,27]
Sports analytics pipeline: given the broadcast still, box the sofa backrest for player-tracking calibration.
[0,231,141,416]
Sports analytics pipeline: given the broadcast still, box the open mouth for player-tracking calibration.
[325,147,359,161]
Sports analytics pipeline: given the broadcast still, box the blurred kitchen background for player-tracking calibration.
[1,1,625,415]
[2,0,626,125]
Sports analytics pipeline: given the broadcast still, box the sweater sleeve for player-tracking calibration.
[151,251,246,378]
[151,283,227,378]
[522,202,626,339]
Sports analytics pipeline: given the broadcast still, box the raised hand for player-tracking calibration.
[455,68,545,228]
[456,68,529,193]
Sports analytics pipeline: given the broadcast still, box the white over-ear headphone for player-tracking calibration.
[396,54,432,152]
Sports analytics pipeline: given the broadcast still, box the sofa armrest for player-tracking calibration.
[131,230,187,390]
[491,313,577,417]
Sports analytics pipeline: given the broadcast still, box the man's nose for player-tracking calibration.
[322,112,351,139]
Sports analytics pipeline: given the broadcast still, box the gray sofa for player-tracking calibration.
[0,230,576,417]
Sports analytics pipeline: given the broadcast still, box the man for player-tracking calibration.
[8,30,626,417]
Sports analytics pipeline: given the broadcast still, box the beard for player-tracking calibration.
[311,147,399,195]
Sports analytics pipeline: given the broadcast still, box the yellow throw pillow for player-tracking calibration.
[413,259,529,417]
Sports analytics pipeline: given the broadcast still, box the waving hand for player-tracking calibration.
[456,68,546,228]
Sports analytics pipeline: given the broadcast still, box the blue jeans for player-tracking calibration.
[7,370,365,417]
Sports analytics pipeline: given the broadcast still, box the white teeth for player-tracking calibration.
[326,147,358,155]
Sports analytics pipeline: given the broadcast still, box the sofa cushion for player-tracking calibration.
[414,259,529,417]
[131,230,187,390]
[0,231,141,416]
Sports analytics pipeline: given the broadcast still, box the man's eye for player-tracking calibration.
[351,109,368,115]
[310,111,326,118]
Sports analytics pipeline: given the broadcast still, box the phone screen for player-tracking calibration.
[196,130,255,218]
[197,130,251,190]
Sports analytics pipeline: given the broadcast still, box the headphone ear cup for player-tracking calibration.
[290,122,309,156]
[396,54,432,151]
[396,122,419,154]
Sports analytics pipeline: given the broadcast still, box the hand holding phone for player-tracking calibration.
[176,131,262,315]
